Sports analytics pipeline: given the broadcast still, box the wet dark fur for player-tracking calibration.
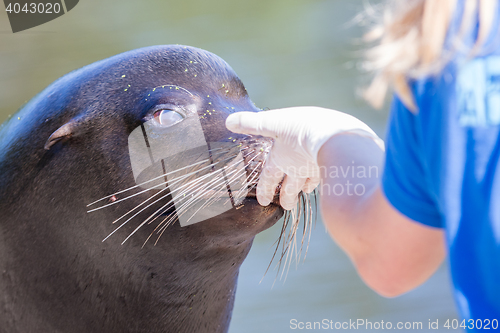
[0,45,283,333]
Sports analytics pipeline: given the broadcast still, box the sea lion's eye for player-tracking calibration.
[153,110,184,127]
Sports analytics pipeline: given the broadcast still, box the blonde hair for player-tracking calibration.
[362,0,499,111]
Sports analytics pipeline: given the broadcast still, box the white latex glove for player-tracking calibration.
[225,107,384,210]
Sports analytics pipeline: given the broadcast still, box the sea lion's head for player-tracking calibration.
[54,45,285,244]
[0,45,285,333]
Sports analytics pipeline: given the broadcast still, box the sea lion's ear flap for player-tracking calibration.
[44,116,85,150]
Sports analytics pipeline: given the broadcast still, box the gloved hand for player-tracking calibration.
[225,107,384,210]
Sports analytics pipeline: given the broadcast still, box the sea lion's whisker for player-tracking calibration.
[173,164,244,220]
[233,149,265,187]
[154,213,179,245]
[207,155,263,207]
[291,198,304,265]
[303,194,314,260]
[171,157,244,207]
[123,160,244,244]
[265,210,298,282]
[296,194,309,261]
[102,192,172,242]
[107,164,222,225]
[299,193,313,260]
[280,208,300,281]
[87,159,218,212]
[87,181,168,213]
[230,159,263,206]
[146,204,187,247]
[207,144,248,154]
[190,182,234,214]
[151,175,236,244]
[152,202,183,235]
[262,212,289,282]
[161,155,248,229]
[118,167,233,243]
[176,175,231,216]
[264,190,318,282]
[89,148,241,211]
[193,163,250,212]
[235,161,262,199]
[103,165,229,242]
[269,212,294,286]
[184,144,240,163]
[225,162,262,205]
[153,171,232,231]
[295,193,315,263]
[245,164,262,186]
[153,163,238,221]
[88,164,205,214]
[86,157,216,207]
[88,153,240,213]
[179,180,232,225]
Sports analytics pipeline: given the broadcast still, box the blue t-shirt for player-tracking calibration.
[382,51,500,325]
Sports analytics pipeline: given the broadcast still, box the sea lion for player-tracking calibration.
[0,45,284,333]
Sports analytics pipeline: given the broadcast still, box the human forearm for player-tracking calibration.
[318,133,445,297]
[317,133,384,262]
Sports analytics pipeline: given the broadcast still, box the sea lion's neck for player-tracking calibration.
[77,238,252,333]
[1,203,254,332]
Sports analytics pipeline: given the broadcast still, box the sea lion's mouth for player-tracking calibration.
[235,134,285,206]
[245,186,282,206]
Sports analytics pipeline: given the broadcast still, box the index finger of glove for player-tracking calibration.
[225,112,279,138]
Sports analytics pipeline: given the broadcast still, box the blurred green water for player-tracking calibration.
[0,0,458,332]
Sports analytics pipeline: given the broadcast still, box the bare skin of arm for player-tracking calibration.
[317,133,446,297]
